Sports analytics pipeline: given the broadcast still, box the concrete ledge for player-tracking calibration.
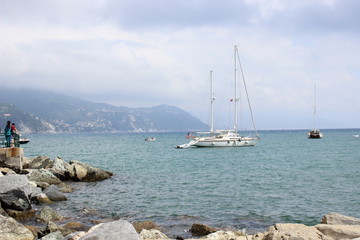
[0,147,24,170]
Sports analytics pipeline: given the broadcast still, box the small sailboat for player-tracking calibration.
[177,45,259,148]
[308,84,323,139]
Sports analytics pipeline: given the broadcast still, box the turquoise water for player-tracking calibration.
[22,129,360,238]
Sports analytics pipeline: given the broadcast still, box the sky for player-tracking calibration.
[1,0,360,130]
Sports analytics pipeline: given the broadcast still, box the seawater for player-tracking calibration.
[22,129,360,238]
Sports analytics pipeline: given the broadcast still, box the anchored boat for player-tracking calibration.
[177,45,259,148]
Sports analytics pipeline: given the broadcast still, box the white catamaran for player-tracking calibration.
[176,45,259,148]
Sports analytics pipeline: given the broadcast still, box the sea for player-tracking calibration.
[21,129,360,238]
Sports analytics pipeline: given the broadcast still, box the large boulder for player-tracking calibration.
[0,189,31,211]
[69,160,112,182]
[0,174,32,195]
[48,157,72,180]
[321,212,360,225]
[316,224,360,239]
[74,219,140,240]
[26,169,63,185]
[263,223,326,240]
[28,156,52,169]
[0,214,35,240]
[0,175,39,211]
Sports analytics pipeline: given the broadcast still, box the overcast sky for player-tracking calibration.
[1,0,360,130]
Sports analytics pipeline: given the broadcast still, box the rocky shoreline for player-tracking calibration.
[1,155,360,240]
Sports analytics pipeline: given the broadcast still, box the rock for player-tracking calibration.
[321,212,360,225]
[190,230,248,240]
[69,160,112,182]
[140,229,170,239]
[36,206,64,222]
[0,188,32,211]
[40,230,63,240]
[38,221,73,239]
[27,169,63,185]
[0,214,35,240]
[6,209,36,220]
[36,182,50,190]
[0,167,16,175]
[0,174,32,196]
[48,157,72,180]
[43,185,67,201]
[189,223,219,237]
[63,222,89,232]
[316,224,360,239]
[63,231,87,240]
[77,219,140,240]
[28,156,52,169]
[33,193,52,204]
[25,225,41,238]
[22,157,32,169]
[133,220,161,233]
[57,182,74,193]
[264,223,326,240]
[0,205,9,216]
[69,162,88,181]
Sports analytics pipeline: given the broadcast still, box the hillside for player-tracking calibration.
[0,88,208,134]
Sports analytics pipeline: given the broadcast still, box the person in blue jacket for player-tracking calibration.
[4,121,12,147]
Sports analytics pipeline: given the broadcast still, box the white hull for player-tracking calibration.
[191,137,258,147]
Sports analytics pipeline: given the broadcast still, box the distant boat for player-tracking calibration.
[353,135,359,138]
[308,84,323,139]
[145,137,156,142]
[176,45,259,148]
[19,138,30,144]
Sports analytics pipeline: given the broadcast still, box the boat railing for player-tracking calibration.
[0,133,21,148]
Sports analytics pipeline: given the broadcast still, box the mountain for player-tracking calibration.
[0,88,208,134]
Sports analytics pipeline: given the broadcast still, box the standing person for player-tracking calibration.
[11,123,18,137]
[4,121,12,148]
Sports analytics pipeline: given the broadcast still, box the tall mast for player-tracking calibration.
[210,70,215,132]
[234,45,238,131]
[313,84,317,130]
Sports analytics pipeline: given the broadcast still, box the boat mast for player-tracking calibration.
[234,45,238,131]
[210,70,215,132]
[313,84,317,131]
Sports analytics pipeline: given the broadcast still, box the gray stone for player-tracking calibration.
[0,214,35,240]
[29,156,52,169]
[78,219,140,240]
[36,206,64,222]
[0,188,31,211]
[43,185,67,201]
[48,157,72,180]
[40,231,63,240]
[27,169,63,185]
[0,174,30,195]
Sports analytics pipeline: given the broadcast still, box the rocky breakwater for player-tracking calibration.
[0,155,113,240]
[1,156,360,240]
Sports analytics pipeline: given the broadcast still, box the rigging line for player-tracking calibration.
[236,50,258,137]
